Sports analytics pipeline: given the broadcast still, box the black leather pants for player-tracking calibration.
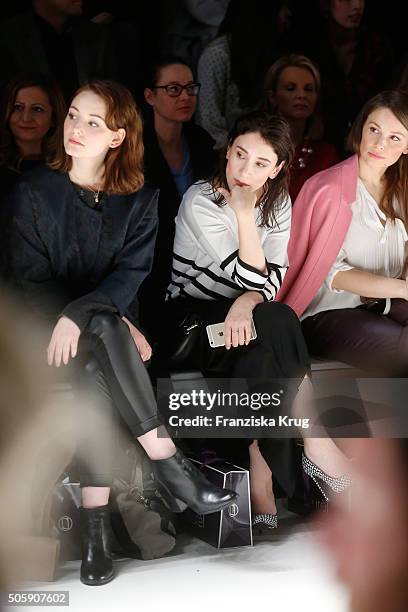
[74,313,161,487]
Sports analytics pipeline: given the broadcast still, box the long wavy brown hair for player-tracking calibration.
[0,73,66,170]
[206,110,293,228]
[50,80,144,194]
[348,90,408,224]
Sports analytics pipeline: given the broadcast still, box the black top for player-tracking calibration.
[138,119,216,335]
[7,166,158,331]
[296,24,392,155]
[32,10,78,101]
[0,11,117,101]
[0,160,45,282]
[0,159,44,201]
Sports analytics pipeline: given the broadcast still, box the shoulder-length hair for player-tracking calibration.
[207,110,293,228]
[347,90,408,223]
[0,73,66,170]
[263,54,323,140]
[50,80,144,194]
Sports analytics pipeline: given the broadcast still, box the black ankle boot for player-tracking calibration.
[80,505,114,586]
[151,450,237,515]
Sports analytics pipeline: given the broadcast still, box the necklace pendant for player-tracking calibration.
[95,194,99,203]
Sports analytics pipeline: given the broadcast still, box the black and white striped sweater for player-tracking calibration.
[167,181,291,302]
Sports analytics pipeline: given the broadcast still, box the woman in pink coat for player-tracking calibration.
[277,90,408,375]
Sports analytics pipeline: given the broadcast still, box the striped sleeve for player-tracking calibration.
[258,196,291,301]
[221,252,269,290]
[185,190,291,301]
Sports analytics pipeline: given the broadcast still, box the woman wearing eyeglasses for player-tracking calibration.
[139,56,216,341]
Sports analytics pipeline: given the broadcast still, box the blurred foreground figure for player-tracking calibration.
[319,438,408,612]
[0,297,75,590]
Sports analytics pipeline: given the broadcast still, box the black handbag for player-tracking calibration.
[166,312,204,368]
[164,310,236,376]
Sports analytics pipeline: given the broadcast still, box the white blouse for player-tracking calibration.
[302,179,408,320]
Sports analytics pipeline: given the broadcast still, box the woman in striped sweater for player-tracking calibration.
[167,111,351,526]
[168,111,301,525]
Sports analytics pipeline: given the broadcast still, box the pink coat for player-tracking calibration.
[276,154,359,317]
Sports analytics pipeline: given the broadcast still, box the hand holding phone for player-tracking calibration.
[206,318,257,348]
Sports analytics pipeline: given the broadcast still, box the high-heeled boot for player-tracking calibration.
[80,505,114,586]
[151,450,237,515]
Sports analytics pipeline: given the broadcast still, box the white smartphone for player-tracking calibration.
[206,319,257,348]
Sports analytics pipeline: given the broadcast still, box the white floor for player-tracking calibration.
[8,512,350,612]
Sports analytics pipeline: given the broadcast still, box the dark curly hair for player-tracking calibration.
[206,110,293,228]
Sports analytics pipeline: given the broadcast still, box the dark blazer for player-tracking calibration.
[139,119,216,334]
[7,166,158,331]
[0,11,117,98]
[297,24,392,155]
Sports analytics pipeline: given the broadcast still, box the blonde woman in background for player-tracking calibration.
[263,54,338,201]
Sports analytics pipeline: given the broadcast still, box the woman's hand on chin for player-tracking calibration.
[217,185,257,216]
[122,316,152,362]
[47,316,81,367]
[224,292,261,349]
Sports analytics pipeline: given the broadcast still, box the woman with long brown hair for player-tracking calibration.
[7,79,235,586]
[278,90,408,374]
[277,90,408,500]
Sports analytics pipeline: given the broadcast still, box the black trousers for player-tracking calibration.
[69,312,161,487]
[302,299,408,376]
[163,297,310,497]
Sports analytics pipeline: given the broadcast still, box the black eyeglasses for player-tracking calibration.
[152,82,201,97]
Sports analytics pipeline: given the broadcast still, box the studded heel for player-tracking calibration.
[252,513,278,531]
[302,453,351,511]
